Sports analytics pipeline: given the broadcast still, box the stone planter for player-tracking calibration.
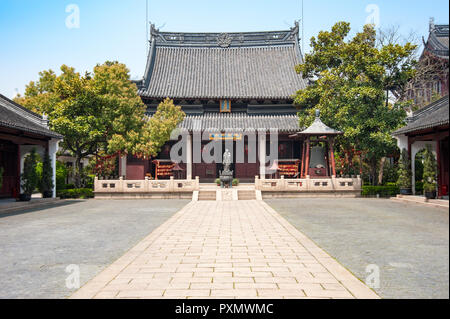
[19,194,31,202]
[399,187,412,195]
[425,191,436,200]
[42,190,53,198]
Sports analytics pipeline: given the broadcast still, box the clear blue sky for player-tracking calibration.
[1,0,448,98]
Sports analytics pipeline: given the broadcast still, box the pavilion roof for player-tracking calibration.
[294,110,343,136]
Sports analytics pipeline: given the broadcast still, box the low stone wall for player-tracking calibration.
[94,176,200,199]
[255,175,362,198]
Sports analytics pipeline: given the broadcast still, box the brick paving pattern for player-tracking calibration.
[71,200,379,299]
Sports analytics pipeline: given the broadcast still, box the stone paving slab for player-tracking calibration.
[70,200,379,299]
[267,198,449,299]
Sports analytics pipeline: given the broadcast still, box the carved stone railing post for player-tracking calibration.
[118,176,124,192]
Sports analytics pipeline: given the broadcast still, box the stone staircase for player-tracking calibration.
[197,190,217,201]
[195,184,261,201]
[238,190,257,200]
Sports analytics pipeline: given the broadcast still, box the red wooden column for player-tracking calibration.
[300,140,306,178]
[436,139,442,198]
[15,144,20,198]
[329,137,337,177]
[304,137,311,177]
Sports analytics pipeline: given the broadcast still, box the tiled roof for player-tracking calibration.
[393,95,449,135]
[293,111,342,136]
[137,24,307,100]
[177,113,301,132]
[425,24,449,59]
[0,94,62,139]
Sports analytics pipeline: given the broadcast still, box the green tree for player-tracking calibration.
[397,148,412,189]
[41,151,54,197]
[423,144,437,193]
[108,98,185,159]
[15,62,146,187]
[21,148,39,196]
[294,22,417,185]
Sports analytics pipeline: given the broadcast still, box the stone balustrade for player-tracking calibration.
[255,175,362,197]
[94,176,200,199]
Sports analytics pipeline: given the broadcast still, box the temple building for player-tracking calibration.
[394,95,449,198]
[125,23,309,182]
[0,94,62,199]
[405,19,449,107]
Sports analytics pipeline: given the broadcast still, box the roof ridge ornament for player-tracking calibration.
[315,109,320,118]
[217,33,232,48]
[150,23,160,39]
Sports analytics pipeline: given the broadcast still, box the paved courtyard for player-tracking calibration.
[0,199,188,299]
[71,200,378,299]
[266,198,449,299]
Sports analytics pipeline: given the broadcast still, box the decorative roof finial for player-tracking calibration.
[430,17,435,32]
[41,113,49,127]
[315,109,320,118]
[150,23,159,39]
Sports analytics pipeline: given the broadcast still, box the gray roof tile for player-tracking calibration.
[138,27,307,100]
[178,113,301,132]
[393,95,449,135]
[0,94,62,139]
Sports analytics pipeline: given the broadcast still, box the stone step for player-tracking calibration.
[238,190,257,200]
[198,190,217,201]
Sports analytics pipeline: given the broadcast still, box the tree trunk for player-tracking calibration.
[370,158,378,186]
[75,156,83,188]
[378,157,386,185]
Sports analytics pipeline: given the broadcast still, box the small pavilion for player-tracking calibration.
[290,110,343,178]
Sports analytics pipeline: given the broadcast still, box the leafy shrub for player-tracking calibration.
[58,188,94,199]
[232,178,239,186]
[85,174,95,189]
[415,181,424,195]
[361,185,399,197]
[56,161,67,191]
[215,178,221,186]
[41,151,54,196]
[21,148,38,195]
[65,183,76,190]
[423,144,437,193]
[397,148,411,188]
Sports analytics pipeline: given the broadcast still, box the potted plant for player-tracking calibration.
[423,144,437,199]
[215,178,221,186]
[232,178,240,187]
[20,148,38,201]
[397,148,412,195]
[41,151,54,198]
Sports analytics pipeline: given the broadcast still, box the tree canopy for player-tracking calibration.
[15,62,184,184]
[294,22,417,184]
[108,98,185,159]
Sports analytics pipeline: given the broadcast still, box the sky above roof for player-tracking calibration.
[0,0,448,99]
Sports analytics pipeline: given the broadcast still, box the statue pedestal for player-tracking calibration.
[219,169,233,188]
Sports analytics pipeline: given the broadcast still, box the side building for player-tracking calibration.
[126,23,309,182]
[0,94,62,199]
[394,95,449,198]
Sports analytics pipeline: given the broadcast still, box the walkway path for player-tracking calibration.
[70,200,378,299]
